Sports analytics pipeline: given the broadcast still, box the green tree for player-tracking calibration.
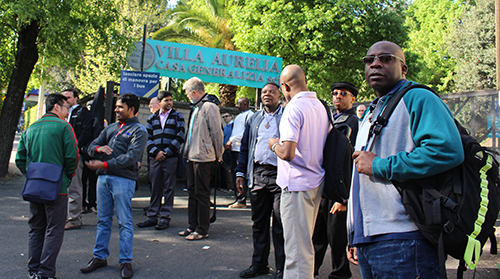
[231,0,408,101]
[404,0,465,93]
[153,0,239,106]
[447,0,496,140]
[449,0,496,92]
[0,0,131,176]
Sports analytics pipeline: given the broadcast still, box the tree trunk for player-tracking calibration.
[0,20,40,177]
[219,84,237,107]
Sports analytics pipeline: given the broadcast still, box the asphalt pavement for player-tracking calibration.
[1,134,499,279]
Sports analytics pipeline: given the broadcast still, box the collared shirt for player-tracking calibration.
[67,104,79,122]
[159,108,172,129]
[277,91,329,191]
[254,106,281,166]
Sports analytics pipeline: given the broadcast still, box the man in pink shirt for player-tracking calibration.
[268,65,330,279]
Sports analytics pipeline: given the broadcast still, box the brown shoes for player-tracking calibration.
[121,263,133,279]
[228,202,246,209]
[80,257,107,273]
[64,222,82,230]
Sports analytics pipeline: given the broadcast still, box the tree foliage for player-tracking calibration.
[231,0,408,101]
[404,0,465,93]
[0,0,132,176]
[449,0,496,92]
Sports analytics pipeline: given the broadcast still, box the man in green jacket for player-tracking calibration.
[16,93,79,279]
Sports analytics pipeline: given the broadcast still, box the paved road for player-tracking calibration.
[1,134,499,279]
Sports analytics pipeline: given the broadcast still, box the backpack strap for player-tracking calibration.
[367,82,438,149]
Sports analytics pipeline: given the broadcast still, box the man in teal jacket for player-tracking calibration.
[16,93,79,279]
[346,41,464,278]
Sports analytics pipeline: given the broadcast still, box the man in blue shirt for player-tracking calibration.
[222,112,234,168]
[236,83,285,279]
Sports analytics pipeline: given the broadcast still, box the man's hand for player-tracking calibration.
[97,146,113,155]
[235,177,245,194]
[137,161,142,169]
[224,140,232,151]
[347,246,359,265]
[330,202,347,215]
[268,138,279,151]
[353,151,376,176]
[85,160,104,170]
[155,151,166,162]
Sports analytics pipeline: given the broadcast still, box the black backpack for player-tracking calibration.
[368,82,500,279]
[321,101,354,204]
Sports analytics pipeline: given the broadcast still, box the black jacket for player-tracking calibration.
[69,104,93,153]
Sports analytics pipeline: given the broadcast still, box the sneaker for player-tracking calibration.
[89,207,97,214]
[228,202,246,209]
[29,272,39,279]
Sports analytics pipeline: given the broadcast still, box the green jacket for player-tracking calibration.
[16,113,79,194]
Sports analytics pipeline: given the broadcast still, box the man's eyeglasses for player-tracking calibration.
[362,54,404,65]
[223,115,231,118]
[59,103,71,109]
[331,90,353,97]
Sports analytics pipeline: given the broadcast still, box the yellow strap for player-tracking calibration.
[464,235,481,269]
[465,153,492,269]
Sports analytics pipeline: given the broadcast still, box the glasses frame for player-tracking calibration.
[331,90,354,97]
[362,54,405,65]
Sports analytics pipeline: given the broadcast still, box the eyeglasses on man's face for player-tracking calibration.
[223,115,231,118]
[331,90,353,97]
[59,103,71,109]
[362,54,404,65]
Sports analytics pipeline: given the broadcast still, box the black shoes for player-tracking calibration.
[155,221,169,230]
[136,219,156,228]
[274,269,283,279]
[80,257,107,273]
[121,263,133,279]
[239,266,270,278]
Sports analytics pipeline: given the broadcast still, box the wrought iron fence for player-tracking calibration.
[440,89,500,151]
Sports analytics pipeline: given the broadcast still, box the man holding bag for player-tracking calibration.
[16,93,79,279]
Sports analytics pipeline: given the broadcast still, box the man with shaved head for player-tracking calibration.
[346,41,463,278]
[148,97,160,114]
[268,65,330,279]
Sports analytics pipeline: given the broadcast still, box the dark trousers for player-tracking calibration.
[312,197,351,278]
[82,164,97,208]
[250,166,285,271]
[231,151,247,204]
[28,195,68,278]
[187,161,215,235]
[147,156,178,222]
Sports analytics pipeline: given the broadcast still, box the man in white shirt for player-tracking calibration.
[226,97,254,208]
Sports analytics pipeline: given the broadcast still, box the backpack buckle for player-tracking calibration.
[441,196,459,212]
[443,220,455,233]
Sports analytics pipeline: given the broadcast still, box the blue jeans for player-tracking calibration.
[93,175,135,263]
[357,239,439,279]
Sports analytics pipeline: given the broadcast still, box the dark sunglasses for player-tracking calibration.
[331,90,353,97]
[223,115,231,118]
[362,54,404,64]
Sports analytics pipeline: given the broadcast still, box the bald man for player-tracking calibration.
[347,41,463,278]
[149,97,160,114]
[268,65,329,279]
[356,104,366,119]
